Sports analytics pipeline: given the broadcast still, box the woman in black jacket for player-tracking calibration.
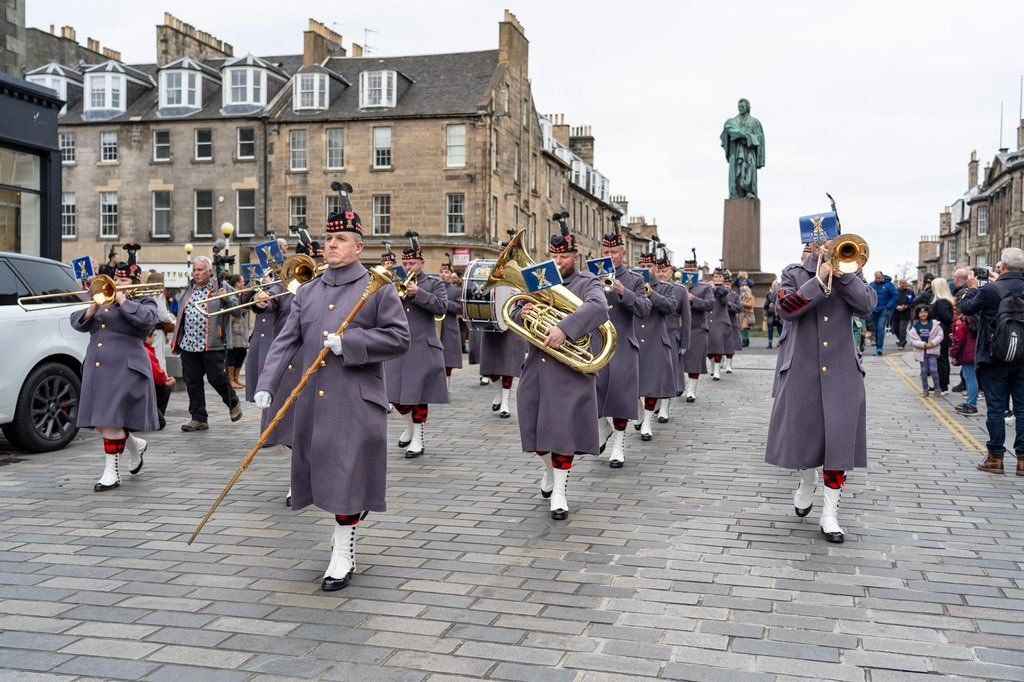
[930,278,956,393]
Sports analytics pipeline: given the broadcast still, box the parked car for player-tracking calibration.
[0,252,88,451]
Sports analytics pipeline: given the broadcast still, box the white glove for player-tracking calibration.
[324,333,343,356]
[254,391,272,409]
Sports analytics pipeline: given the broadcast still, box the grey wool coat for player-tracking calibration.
[385,274,450,405]
[441,283,464,369]
[71,298,160,432]
[244,283,298,447]
[596,266,651,419]
[480,329,527,378]
[682,282,714,374]
[515,270,609,454]
[666,282,691,394]
[255,263,411,515]
[765,260,876,471]
[637,281,678,399]
[707,286,742,356]
[468,329,482,365]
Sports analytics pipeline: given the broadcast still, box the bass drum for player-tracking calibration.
[461,259,512,332]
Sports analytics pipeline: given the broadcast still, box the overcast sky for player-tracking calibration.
[28,0,1024,278]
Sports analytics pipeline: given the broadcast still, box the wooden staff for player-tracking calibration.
[187,266,394,545]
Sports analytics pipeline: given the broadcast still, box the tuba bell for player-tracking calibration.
[483,230,617,374]
[827,233,869,275]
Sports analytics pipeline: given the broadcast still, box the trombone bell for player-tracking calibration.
[828,233,869,275]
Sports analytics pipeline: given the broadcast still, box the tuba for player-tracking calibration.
[483,230,617,374]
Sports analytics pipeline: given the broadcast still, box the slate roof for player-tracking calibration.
[54,49,498,126]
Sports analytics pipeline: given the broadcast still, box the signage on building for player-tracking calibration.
[452,248,471,267]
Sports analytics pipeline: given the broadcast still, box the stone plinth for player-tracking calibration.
[723,197,761,272]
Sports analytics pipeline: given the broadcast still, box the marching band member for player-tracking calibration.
[724,271,743,373]
[245,259,297,506]
[766,238,875,543]
[439,259,464,387]
[594,231,650,467]
[253,208,410,590]
[385,233,450,457]
[706,268,741,380]
[635,251,678,441]
[681,256,714,402]
[515,221,608,519]
[654,254,690,423]
[479,233,526,417]
[71,261,160,491]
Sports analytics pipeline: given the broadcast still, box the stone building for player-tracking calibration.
[21,11,624,281]
[920,128,1024,281]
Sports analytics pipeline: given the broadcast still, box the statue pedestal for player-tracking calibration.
[723,197,774,323]
[723,198,761,272]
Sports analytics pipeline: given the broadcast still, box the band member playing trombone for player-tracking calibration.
[253,207,410,590]
[71,260,160,492]
[635,250,677,441]
[681,255,714,401]
[766,225,875,544]
[385,233,449,458]
[515,220,609,520]
[172,257,242,431]
[595,231,650,467]
[439,258,464,386]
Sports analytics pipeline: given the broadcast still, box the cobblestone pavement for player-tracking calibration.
[1,341,1023,681]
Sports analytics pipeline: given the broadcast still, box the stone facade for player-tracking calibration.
[22,10,625,279]
[920,132,1024,281]
[1,0,25,77]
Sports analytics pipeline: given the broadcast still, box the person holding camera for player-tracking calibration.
[959,248,1024,475]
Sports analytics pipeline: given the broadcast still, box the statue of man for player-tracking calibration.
[720,98,766,199]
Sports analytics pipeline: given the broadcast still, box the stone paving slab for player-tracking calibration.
[1,338,1023,681]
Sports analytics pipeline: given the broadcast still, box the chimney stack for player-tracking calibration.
[61,25,75,41]
[87,38,100,53]
[552,114,569,147]
[157,13,233,66]
[351,43,363,57]
[303,18,345,67]
[968,150,978,189]
[569,125,595,165]
[939,207,951,235]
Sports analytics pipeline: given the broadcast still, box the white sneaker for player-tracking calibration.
[125,434,146,475]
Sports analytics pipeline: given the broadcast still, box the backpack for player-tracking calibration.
[987,281,1024,363]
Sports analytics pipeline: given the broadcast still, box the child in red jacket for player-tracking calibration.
[950,311,978,415]
[146,332,176,429]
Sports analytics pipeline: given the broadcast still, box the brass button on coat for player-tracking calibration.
[823,341,829,347]
[97,343,103,348]
[260,333,265,338]
[320,360,327,367]
[101,324,106,329]
[95,362,100,367]
[823,316,829,322]
[322,331,328,337]
[318,390,325,397]
[328,304,335,311]
[822,366,828,373]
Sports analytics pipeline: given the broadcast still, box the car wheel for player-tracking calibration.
[2,362,81,452]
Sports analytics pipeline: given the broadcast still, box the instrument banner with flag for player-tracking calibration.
[630,267,652,283]
[522,261,563,293]
[799,212,841,244]
[586,257,614,278]
[241,263,265,284]
[391,265,409,282]
[680,272,701,287]
[71,257,94,281]
[255,240,286,272]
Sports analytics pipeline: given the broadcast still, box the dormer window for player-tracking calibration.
[161,70,200,108]
[85,73,125,112]
[26,75,68,113]
[293,73,328,111]
[224,67,266,106]
[359,70,396,109]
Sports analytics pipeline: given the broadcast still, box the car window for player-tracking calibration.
[10,259,87,305]
[0,261,30,306]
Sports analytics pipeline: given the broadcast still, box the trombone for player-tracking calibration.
[17,275,163,311]
[395,272,417,299]
[195,254,326,316]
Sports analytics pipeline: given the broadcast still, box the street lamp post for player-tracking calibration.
[221,222,235,274]
[184,242,194,268]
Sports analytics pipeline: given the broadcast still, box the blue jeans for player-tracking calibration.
[962,363,978,408]
[871,310,891,350]
[978,363,1024,457]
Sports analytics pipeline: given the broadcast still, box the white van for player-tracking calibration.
[0,252,88,451]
